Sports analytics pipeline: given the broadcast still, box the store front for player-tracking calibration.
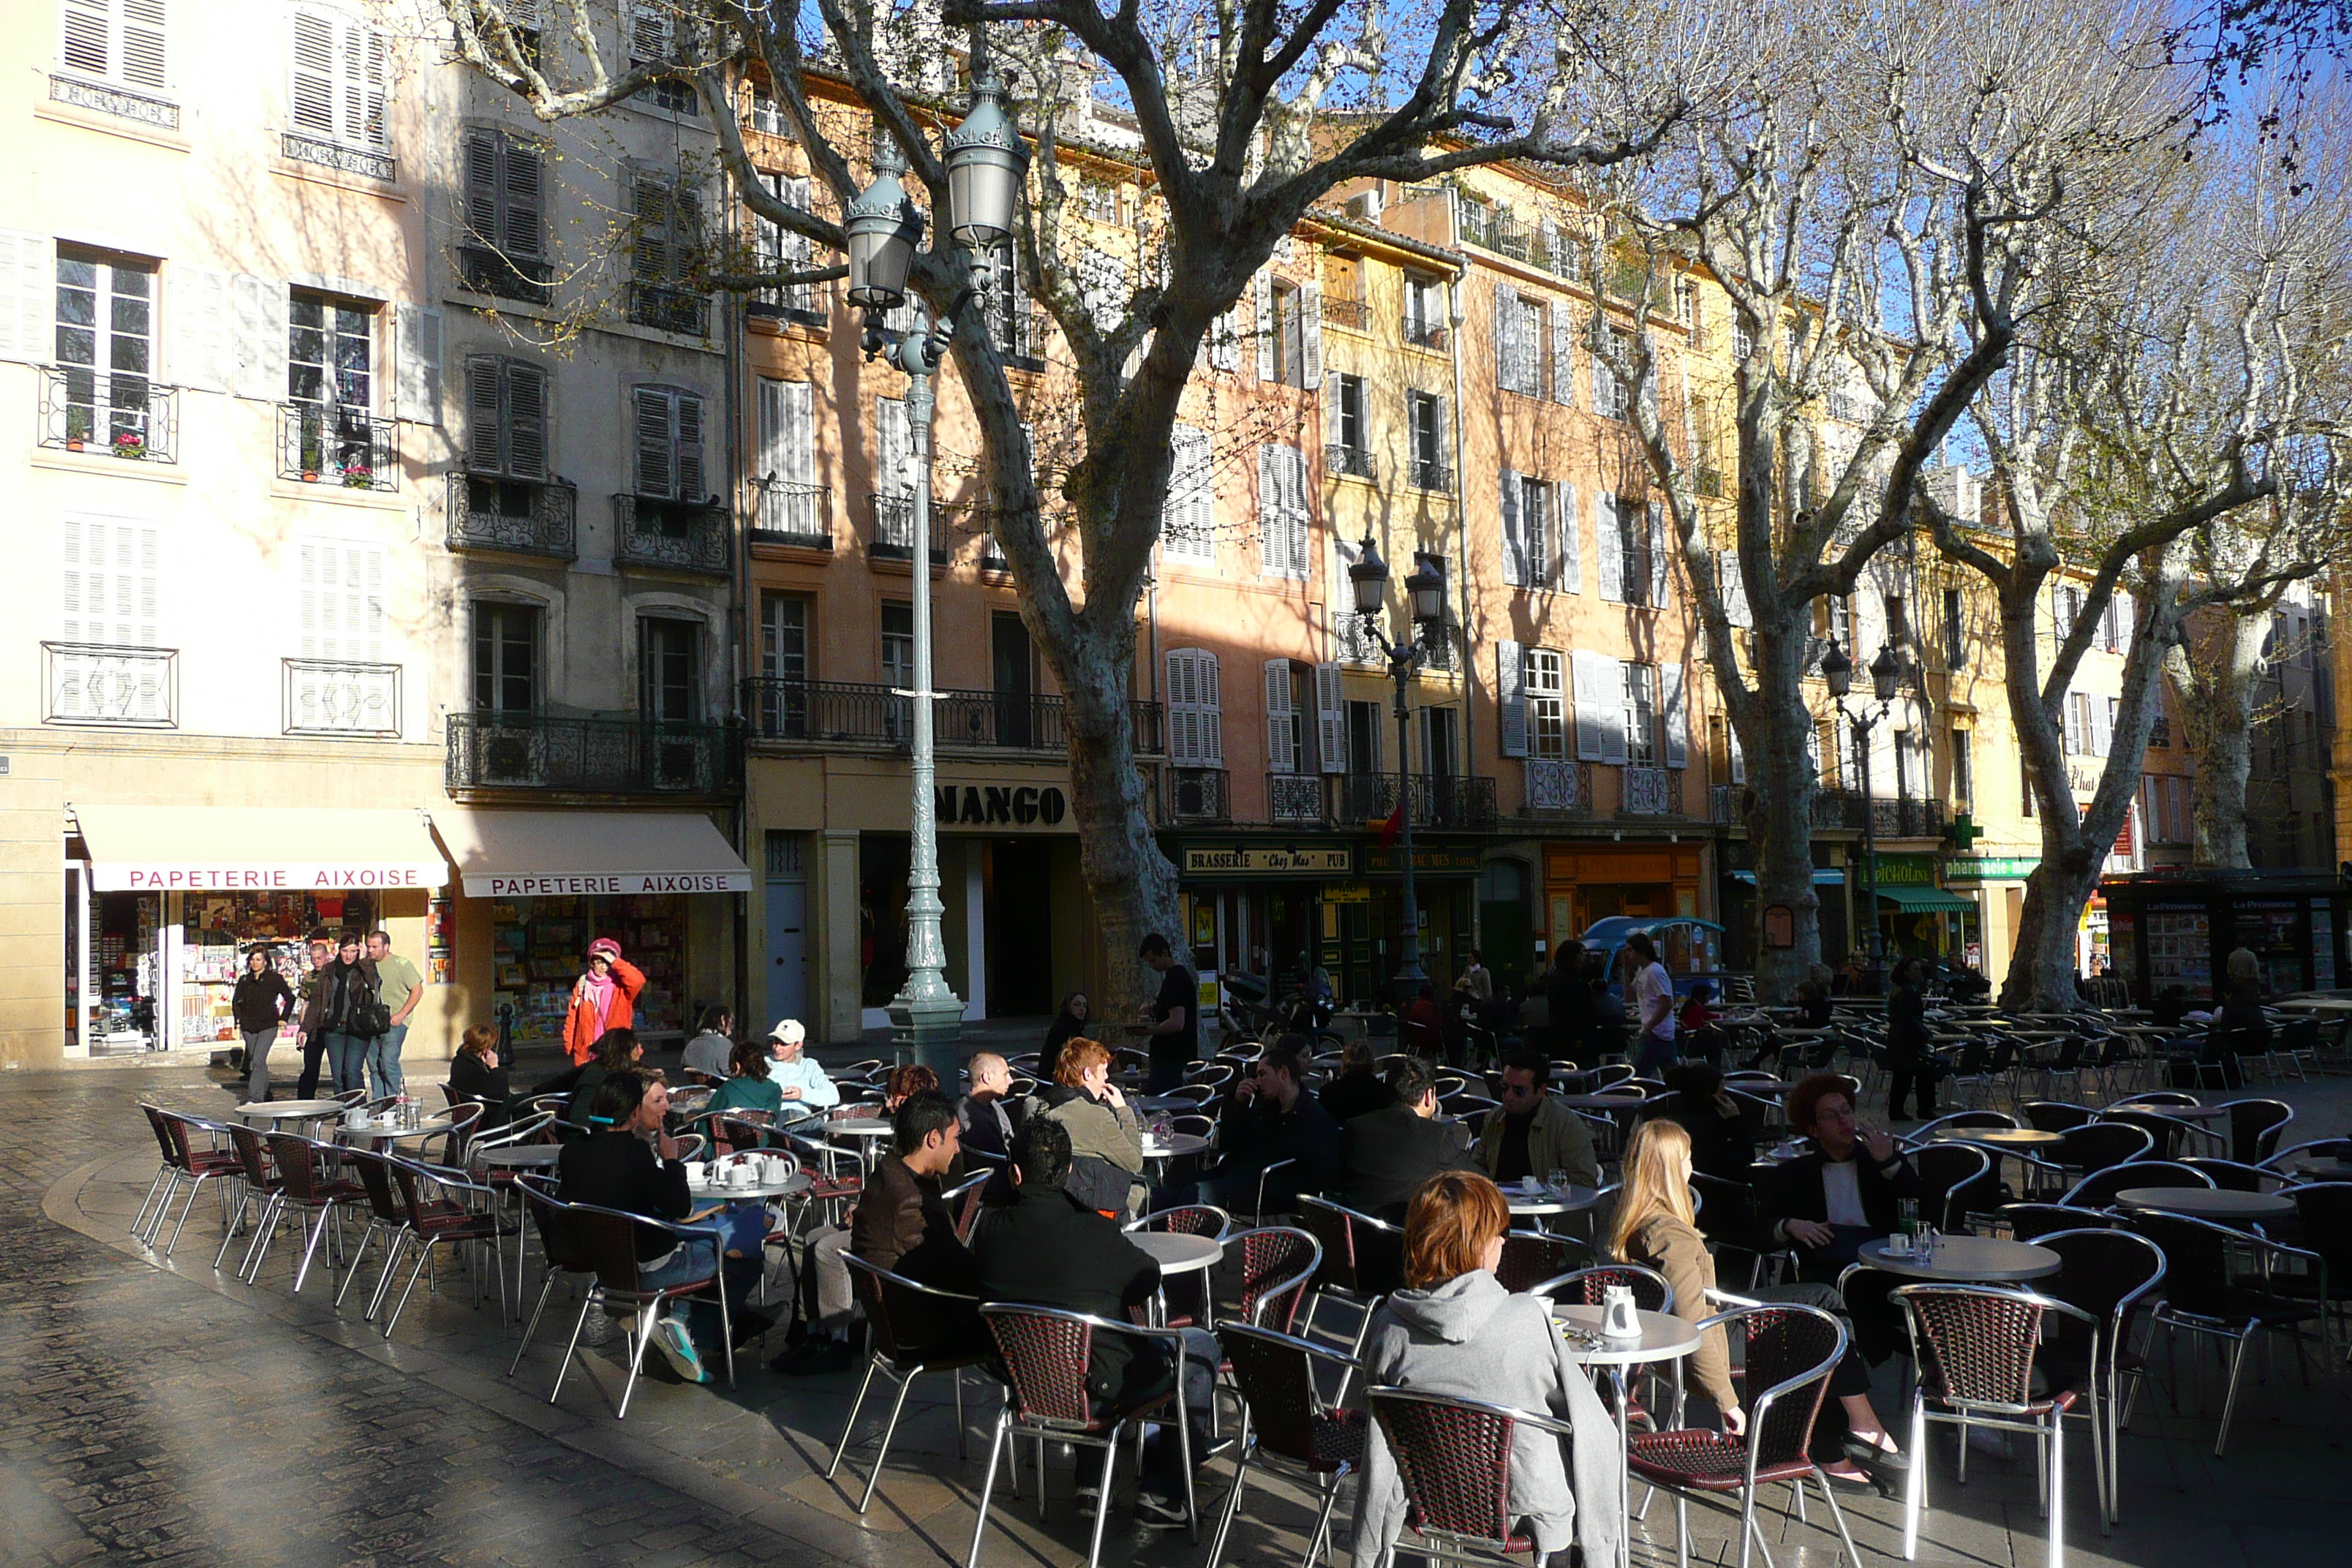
[1170,840,1357,1018]
[1543,843,1707,962]
[432,809,750,1051]
[65,804,447,1058]
[1869,853,1975,964]
[1942,853,2041,976]
[2103,867,2347,1003]
[1721,861,1846,973]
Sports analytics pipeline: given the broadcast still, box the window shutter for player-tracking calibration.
[2095,696,2116,757]
[1315,662,1345,774]
[169,265,231,392]
[1662,661,1689,768]
[62,0,113,78]
[1550,297,1575,405]
[756,377,785,489]
[1556,482,1579,592]
[352,23,388,148]
[0,230,52,365]
[61,515,161,650]
[1729,722,1746,784]
[463,126,501,242]
[1251,269,1274,380]
[634,385,675,497]
[1210,305,1239,371]
[2062,692,2084,755]
[1200,651,1224,764]
[230,274,288,399]
[1264,660,1297,774]
[465,356,503,471]
[120,0,167,87]
[503,136,545,257]
[1608,659,1635,766]
[1166,650,1197,764]
[394,303,441,423]
[1499,467,1524,587]
[1498,640,1528,758]
[1525,480,1549,589]
[1719,551,1752,627]
[290,10,338,137]
[506,361,546,479]
[1597,494,1624,602]
[1570,650,1611,762]
[877,395,910,500]
[1299,279,1322,389]
[784,380,815,488]
[1493,283,1516,388]
[2112,589,2133,649]
[1648,501,1669,606]
[674,391,706,499]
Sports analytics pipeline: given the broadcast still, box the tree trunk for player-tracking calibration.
[1737,603,1825,1001]
[2005,848,2102,1011]
[2170,617,2265,868]
[1055,622,1183,1025]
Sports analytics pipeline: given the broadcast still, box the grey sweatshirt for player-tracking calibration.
[1349,1270,1624,1568]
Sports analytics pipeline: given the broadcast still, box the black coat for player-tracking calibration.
[1757,1141,1922,1270]
[558,1131,690,1263]
[1337,1102,1477,1220]
[1652,1097,1755,1184]
[1217,1091,1341,1211]
[1319,1068,1396,1126]
[972,1183,1163,1404]
[231,970,294,1034]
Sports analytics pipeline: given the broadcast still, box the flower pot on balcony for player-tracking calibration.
[113,437,144,459]
[342,469,373,489]
[301,470,319,482]
[65,438,84,451]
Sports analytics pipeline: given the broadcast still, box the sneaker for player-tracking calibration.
[652,1314,709,1384]
[1134,1494,1189,1530]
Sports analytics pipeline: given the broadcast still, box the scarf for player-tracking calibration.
[581,968,617,1029]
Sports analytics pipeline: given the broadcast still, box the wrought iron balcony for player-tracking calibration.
[43,643,176,727]
[1522,758,1593,816]
[1325,444,1376,480]
[869,494,947,564]
[456,244,554,306]
[1409,457,1452,494]
[1338,773,1499,831]
[742,677,1163,756]
[1320,295,1371,331]
[445,711,741,796]
[1403,318,1449,351]
[281,129,394,182]
[1872,797,1947,839]
[627,280,709,336]
[750,482,830,549]
[1710,783,1749,825]
[39,367,178,463]
[614,494,730,576]
[277,402,397,491]
[1268,772,1327,826]
[447,473,578,559]
[1620,766,1682,817]
[1166,766,1231,825]
[282,659,401,738]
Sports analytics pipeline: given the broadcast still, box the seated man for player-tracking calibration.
[1757,1072,1922,1367]
[778,1090,976,1375]
[558,1071,761,1383]
[679,1006,735,1085]
[973,1118,1214,1529]
[956,1051,1024,1164]
[1474,1052,1602,1191]
[1199,1045,1340,1215]
[1337,1058,1477,1221]
[766,1018,840,1128]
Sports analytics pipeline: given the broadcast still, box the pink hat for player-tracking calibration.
[587,938,622,961]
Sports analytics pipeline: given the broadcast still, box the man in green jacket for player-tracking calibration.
[1474,1052,1601,1189]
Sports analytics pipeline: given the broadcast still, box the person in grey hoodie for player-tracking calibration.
[1351,1170,1623,1568]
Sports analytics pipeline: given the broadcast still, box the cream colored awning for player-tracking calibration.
[431,810,753,898]
[75,804,448,894]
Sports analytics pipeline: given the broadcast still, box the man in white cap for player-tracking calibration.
[766,1018,839,1128]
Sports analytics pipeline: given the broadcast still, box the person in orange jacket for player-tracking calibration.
[564,938,645,1065]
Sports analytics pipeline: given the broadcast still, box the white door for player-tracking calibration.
[766,877,807,1028]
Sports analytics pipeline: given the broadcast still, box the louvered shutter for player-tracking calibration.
[506,361,546,478]
[877,395,909,501]
[674,391,706,499]
[1315,663,1345,774]
[2095,697,2115,757]
[1662,661,1689,768]
[170,266,231,392]
[395,304,441,423]
[628,0,670,56]
[1613,660,1639,766]
[1493,284,1516,389]
[755,377,785,491]
[2112,589,2133,649]
[1210,305,1239,371]
[465,356,503,471]
[1498,641,1528,758]
[1525,480,1549,589]
[0,230,52,365]
[61,516,160,648]
[634,385,674,497]
[1551,297,1575,405]
[463,125,501,243]
[1570,650,1612,762]
[1252,269,1274,380]
[290,11,337,136]
[230,274,289,399]
[1719,551,1752,627]
[1556,482,1579,592]
[1597,494,1624,601]
[61,0,113,78]
[1499,468,1524,586]
[1199,652,1224,764]
[1299,279,1322,389]
[1729,723,1746,784]
[2062,693,2084,755]
[1166,651,1197,764]
[1648,501,1668,606]
[783,380,815,492]
[1264,660,1297,774]
[64,0,169,90]
[503,137,545,257]
[124,0,168,86]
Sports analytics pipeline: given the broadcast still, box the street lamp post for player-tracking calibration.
[843,75,1025,1077]
[1821,641,1902,996]
[1348,533,1450,995]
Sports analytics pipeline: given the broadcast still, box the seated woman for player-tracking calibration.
[1350,1171,1621,1568]
[1319,1038,1397,1125]
[1031,1038,1146,1216]
[446,1024,513,1128]
[554,1028,646,1135]
[706,1039,785,1147]
[1613,1120,1907,1493]
[883,1062,939,1111]
[1652,1062,1754,1184]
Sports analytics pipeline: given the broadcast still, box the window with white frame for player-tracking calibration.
[472,600,540,714]
[1163,423,1215,562]
[287,6,388,158]
[1525,647,1566,759]
[59,0,167,92]
[55,251,154,453]
[1166,648,1224,766]
[755,377,818,536]
[1257,442,1308,578]
[1592,327,1632,420]
[1493,284,1542,396]
[753,173,816,316]
[1623,660,1658,766]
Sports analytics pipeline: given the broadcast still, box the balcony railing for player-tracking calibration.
[277,402,397,491]
[1710,783,1749,825]
[751,482,830,548]
[1167,766,1232,824]
[1404,318,1449,351]
[43,643,176,727]
[1711,786,1946,839]
[1338,773,1499,831]
[456,244,554,306]
[1269,772,1327,825]
[1409,457,1453,494]
[1320,295,1371,331]
[627,280,709,336]
[1325,444,1376,480]
[283,658,401,738]
[742,678,1164,756]
[870,494,947,564]
[281,129,394,182]
[1872,797,1947,839]
[445,712,741,795]
[1621,766,1681,816]
[614,494,730,576]
[39,367,178,463]
[447,473,578,559]
[1522,758,1592,815]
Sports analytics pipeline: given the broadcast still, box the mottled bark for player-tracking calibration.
[1057,625,1182,1022]
[2167,615,2268,868]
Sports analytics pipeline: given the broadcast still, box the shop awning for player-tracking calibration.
[75,804,447,894]
[432,810,753,898]
[1876,885,1976,913]
[1728,869,1847,885]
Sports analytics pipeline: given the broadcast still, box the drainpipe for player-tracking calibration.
[723,143,752,1028]
[1444,230,1480,953]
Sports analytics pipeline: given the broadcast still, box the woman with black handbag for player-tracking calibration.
[317,931,383,1098]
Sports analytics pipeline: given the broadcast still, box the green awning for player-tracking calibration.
[1876,884,1975,913]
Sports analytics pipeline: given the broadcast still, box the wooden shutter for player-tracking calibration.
[395,303,441,423]
[1252,269,1274,380]
[1550,297,1575,405]
[1613,660,1640,766]
[2062,692,2084,755]
[674,390,706,499]
[1662,661,1689,768]
[633,385,675,497]
[1729,721,1746,784]
[755,377,785,488]
[0,230,52,365]
[121,0,166,86]
[1498,640,1528,758]
[61,0,114,78]
[465,356,503,471]
[61,515,160,648]
[1570,649,1613,762]
[2095,696,2115,757]
[1556,482,1579,592]
[1299,279,1322,389]
[1719,551,1752,627]
[1264,660,1298,774]
[298,538,384,662]
[505,361,546,478]
[1315,662,1345,774]
[64,0,168,89]
[502,136,544,257]
[169,265,231,392]
[783,380,814,489]
[1499,467,1524,586]
[1597,494,1624,601]
[1493,283,1517,389]
[877,395,909,501]
[290,10,338,137]
[463,126,501,243]
[1164,423,1213,560]
[1648,501,1668,606]
[230,274,289,399]
[1210,305,1239,371]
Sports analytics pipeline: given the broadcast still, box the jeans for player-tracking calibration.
[297,1033,328,1099]
[366,1023,408,1100]
[241,1027,278,1102]
[1138,1327,1222,1503]
[641,1228,757,1360]
[325,1032,369,1097]
[1634,1030,1678,1077]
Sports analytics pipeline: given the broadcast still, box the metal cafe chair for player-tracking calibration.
[829,1254,990,1512]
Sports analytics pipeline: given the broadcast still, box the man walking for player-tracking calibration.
[363,928,423,1100]
[1136,933,1199,1093]
[1626,930,1678,1078]
[293,930,336,1098]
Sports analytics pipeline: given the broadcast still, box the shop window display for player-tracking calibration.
[494,894,686,1047]
[176,892,375,1047]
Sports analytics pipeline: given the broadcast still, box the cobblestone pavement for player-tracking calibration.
[6,1059,2348,1567]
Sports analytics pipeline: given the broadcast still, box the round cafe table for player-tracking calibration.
[1140,1133,1212,1165]
[1926,1127,2062,1150]
[1130,1230,1226,1326]
[236,1099,347,1131]
[475,1144,562,1169]
[824,1118,894,1169]
[2116,1187,2294,1223]
[687,1164,813,1203]
[334,1114,457,1145]
[1506,1183,1605,1222]
[2285,1156,2352,1180]
[1856,1235,2060,1283]
[1552,1303,1703,1568]
[2114,1101,2227,1122]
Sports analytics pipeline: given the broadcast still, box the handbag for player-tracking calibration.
[345,969,391,1039]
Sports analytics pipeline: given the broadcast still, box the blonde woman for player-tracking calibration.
[1612,1120,1907,1493]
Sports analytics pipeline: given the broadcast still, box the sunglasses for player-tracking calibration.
[1499,1081,1539,1096]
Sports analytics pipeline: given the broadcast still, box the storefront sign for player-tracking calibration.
[467,870,753,897]
[1365,846,1484,876]
[102,862,444,893]
[1183,845,1354,875]
[934,784,1068,827]
[1874,853,1940,886]
[1322,882,1372,905]
[1942,856,2041,884]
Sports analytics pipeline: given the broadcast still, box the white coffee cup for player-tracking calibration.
[1886,1232,1913,1256]
[344,1108,369,1129]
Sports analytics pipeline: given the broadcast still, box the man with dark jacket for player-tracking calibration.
[973,1118,1209,1528]
[1474,1052,1602,1190]
[956,1052,1024,1164]
[1202,1045,1339,1214]
[1756,1072,1925,1365]
[1337,1059,1477,1220]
